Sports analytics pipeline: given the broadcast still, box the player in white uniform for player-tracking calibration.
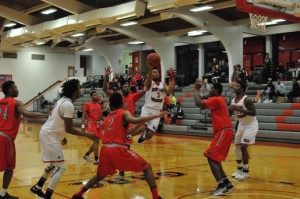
[30,79,97,199]
[229,80,258,181]
[133,60,174,143]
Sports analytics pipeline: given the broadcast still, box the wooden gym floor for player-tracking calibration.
[1,122,300,199]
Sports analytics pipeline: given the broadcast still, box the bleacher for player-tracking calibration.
[31,81,300,144]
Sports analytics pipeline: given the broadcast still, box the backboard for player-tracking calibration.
[236,0,300,23]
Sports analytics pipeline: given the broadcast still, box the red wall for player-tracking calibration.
[243,36,265,69]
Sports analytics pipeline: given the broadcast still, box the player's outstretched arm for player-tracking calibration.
[124,111,166,135]
[164,78,175,94]
[64,117,97,140]
[144,61,155,90]
[193,80,207,110]
[16,101,48,119]
[103,66,114,97]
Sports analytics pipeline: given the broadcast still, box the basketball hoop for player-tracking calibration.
[249,13,268,32]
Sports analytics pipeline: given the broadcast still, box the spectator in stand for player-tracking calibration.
[292,59,300,80]
[164,94,171,109]
[98,76,104,88]
[130,77,137,93]
[275,78,285,101]
[171,102,184,124]
[264,53,272,79]
[200,79,210,99]
[109,78,120,93]
[134,71,141,81]
[231,64,241,82]
[276,62,286,81]
[287,79,300,103]
[119,74,125,86]
[239,68,248,87]
[211,65,222,83]
[219,58,228,72]
[166,67,176,85]
[261,78,276,103]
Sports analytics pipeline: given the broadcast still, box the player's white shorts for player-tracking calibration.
[40,129,64,162]
[141,107,161,133]
[235,119,258,145]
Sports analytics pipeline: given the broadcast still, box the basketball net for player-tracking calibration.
[249,13,268,32]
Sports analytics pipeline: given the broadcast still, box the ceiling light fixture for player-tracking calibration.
[82,48,93,52]
[71,33,85,37]
[41,8,58,15]
[128,41,144,45]
[190,5,213,12]
[4,22,17,27]
[272,19,286,23]
[187,30,207,36]
[36,41,46,45]
[120,21,138,26]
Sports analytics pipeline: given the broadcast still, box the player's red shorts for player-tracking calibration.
[204,128,233,163]
[97,144,150,177]
[86,121,102,139]
[0,135,16,171]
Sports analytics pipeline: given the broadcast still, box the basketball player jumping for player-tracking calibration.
[135,55,174,143]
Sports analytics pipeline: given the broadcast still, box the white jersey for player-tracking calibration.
[231,95,257,125]
[41,97,74,141]
[143,81,166,110]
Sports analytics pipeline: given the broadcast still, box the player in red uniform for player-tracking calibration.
[0,81,48,199]
[72,93,165,199]
[103,66,146,176]
[82,91,103,164]
[193,81,234,196]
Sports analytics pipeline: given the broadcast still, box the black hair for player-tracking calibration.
[109,92,123,109]
[176,102,181,106]
[2,81,15,95]
[236,80,247,92]
[212,83,223,94]
[61,79,80,98]
[90,91,97,96]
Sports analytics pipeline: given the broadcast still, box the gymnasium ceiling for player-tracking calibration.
[0,0,296,49]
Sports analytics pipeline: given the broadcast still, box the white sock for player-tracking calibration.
[0,189,7,196]
[243,164,249,170]
[237,163,243,168]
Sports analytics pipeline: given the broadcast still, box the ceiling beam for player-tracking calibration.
[0,5,42,25]
[162,27,196,36]
[210,0,236,11]
[40,0,94,14]
[24,3,51,14]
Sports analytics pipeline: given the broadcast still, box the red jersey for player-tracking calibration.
[102,109,128,145]
[0,97,21,139]
[122,93,141,115]
[204,96,232,133]
[84,102,103,121]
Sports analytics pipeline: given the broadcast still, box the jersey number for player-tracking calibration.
[157,92,160,98]
[0,107,8,120]
[107,118,114,131]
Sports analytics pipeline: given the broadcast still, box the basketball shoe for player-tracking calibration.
[138,131,147,143]
[0,193,18,199]
[30,185,45,197]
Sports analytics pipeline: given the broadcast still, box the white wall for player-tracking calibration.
[0,50,75,102]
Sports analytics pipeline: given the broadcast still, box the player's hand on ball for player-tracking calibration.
[146,60,155,69]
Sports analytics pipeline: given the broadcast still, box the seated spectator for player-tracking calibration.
[98,76,104,88]
[261,78,276,103]
[77,102,84,119]
[171,102,185,124]
[38,94,49,109]
[211,64,222,83]
[275,78,285,102]
[109,78,120,92]
[287,79,300,103]
[130,77,137,93]
[200,79,210,99]
[231,64,241,82]
[276,62,286,80]
[164,94,171,109]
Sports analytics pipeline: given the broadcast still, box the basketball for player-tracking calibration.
[147,53,161,66]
